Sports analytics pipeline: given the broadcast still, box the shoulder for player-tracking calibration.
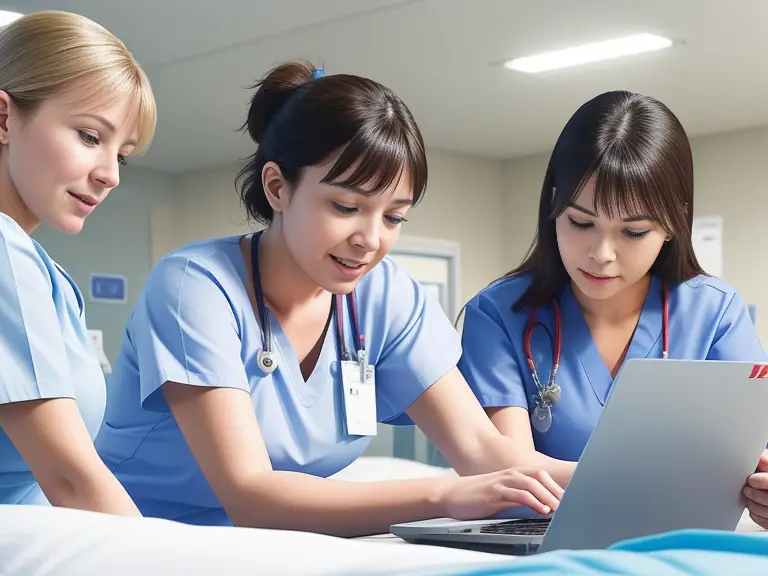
[0,213,54,285]
[464,273,534,320]
[671,274,753,331]
[144,236,243,291]
[673,274,744,311]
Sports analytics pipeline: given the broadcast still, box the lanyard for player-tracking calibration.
[250,231,362,373]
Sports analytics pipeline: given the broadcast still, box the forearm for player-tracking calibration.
[460,436,576,487]
[42,465,141,517]
[227,471,447,537]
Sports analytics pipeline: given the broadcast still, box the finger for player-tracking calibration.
[499,487,552,515]
[743,485,768,507]
[757,450,768,473]
[530,470,565,500]
[746,499,768,529]
[504,475,561,512]
[746,473,768,491]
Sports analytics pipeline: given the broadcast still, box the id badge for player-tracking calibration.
[341,353,377,436]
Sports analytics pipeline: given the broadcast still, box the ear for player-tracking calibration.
[261,161,289,213]
[0,91,12,144]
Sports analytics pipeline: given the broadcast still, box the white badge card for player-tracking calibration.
[341,354,377,436]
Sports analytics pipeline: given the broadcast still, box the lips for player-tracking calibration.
[330,255,367,269]
[68,191,98,206]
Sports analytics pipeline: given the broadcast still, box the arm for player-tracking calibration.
[0,226,138,514]
[0,399,139,514]
[164,384,447,536]
[163,383,562,537]
[407,368,576,487]
[454,294,576,486]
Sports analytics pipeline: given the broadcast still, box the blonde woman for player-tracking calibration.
[0,11,155,514]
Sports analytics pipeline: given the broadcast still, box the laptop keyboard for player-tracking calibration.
[478,518,551,536]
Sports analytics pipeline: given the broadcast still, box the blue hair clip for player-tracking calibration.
[312,68,324,80]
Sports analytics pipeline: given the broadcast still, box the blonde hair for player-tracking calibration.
[0,10,156,153]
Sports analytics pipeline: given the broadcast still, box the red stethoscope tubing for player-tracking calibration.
[524,282,669,387]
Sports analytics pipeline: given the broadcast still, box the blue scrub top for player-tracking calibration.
[0,213,106,505]
[458,273,768,462]
[96,235,461,525]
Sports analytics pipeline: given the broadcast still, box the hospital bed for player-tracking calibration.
[0,457,765,576]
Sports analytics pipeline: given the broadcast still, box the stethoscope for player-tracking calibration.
[250,231,364,374]
[524,281,669,433]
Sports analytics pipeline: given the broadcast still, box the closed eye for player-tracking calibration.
[623,229,649,240]
[567,216,592,230]
[332,202,357,215]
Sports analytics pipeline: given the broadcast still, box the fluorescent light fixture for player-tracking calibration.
[504,33,673,73]
[0,10,22,26]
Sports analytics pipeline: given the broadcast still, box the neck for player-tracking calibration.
[573,274,651,324]
[0,165,38,235]
[254,224,327,316]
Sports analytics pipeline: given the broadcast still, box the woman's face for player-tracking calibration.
[555,178,669,303]
[0,86,139,234]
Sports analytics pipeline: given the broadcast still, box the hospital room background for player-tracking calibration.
[22,0,768,468]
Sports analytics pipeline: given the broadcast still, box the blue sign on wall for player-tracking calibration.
[89,274,127,304]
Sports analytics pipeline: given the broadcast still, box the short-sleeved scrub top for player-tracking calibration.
[0,213,106,505]
[96,235,461,525]
[458,273,768,462]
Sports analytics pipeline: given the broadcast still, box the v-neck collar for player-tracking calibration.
[561,275,663,405]
[233,234,333,406]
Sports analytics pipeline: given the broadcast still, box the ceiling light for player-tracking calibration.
[0,10,22,27]
[504,33,674,74]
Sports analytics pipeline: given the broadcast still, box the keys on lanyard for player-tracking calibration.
[336,294,377,437]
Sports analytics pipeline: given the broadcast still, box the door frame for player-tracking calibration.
[389,234,462,321]
[386,234,462,467]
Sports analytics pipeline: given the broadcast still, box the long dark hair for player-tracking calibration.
[508,90,704,313]
[236,60,427,225]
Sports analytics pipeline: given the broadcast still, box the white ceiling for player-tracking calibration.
[12,0,768,173]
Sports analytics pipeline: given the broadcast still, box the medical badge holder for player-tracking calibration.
[341,339,377,437]
[336,295,377,437]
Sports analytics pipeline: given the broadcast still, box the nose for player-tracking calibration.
[589,232,616,264]
[91,154,121,190]
[351,216,381,253]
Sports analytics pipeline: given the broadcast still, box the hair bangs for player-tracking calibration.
[567,146,678,233]
[70,63,157,154]
[321,122,427,204]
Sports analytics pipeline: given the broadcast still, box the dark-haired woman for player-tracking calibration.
[458,90,768,529]
[95,61,564,535]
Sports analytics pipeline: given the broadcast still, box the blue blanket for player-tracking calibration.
[382,529,768,576]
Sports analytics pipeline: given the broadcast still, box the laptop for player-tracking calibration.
[391,359,768,555]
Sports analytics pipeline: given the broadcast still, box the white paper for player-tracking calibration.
[692,216,723,278]
[88,329,112,375]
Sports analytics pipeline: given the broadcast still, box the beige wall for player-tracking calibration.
[501,125,768,343]
[152,149,506,306]
[152,126,768,343]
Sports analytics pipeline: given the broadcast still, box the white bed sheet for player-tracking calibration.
[0,457,763,575]
[0,504,510,576]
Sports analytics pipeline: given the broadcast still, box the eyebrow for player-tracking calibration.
[331,183,414,206]
[568,202,653,223]
[74,113,138,147]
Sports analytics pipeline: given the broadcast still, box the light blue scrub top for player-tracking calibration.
[0,213,106,505]
[95,235,461,525]
[459,273,768,462]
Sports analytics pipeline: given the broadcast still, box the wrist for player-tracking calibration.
[428,476,457,518]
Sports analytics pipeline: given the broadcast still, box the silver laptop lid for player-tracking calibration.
[538,359,768,553]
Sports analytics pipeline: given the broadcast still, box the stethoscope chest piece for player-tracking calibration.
[258,349,277,374]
